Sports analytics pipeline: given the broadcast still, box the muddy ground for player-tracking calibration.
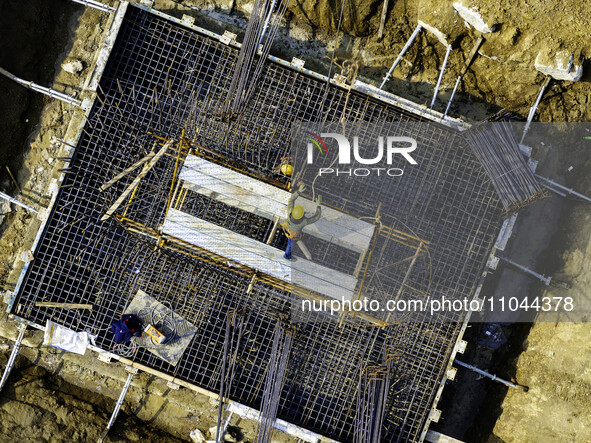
[0,353,186,442]
[0,0,590,442]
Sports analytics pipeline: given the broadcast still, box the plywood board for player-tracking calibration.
[162,209,357,300]
[180,155,375,252]
[125,289,197,366]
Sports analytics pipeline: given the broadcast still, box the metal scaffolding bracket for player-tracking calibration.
[290,57,305,69]
[97,352,115,363]
[446,366,457,381]
[0,323,27,393]
[167,380,181,390]
[0,67,82,107]
[220,31,237,46]
[98,366,138,443]
[69,0,115,13]
[181,14,195,26]
[455,340,467,354]
[428,408,441,423]
[332,73,348,87]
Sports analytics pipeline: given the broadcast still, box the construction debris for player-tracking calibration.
[452,0,497,33]
[534,49,583,81]
[61,59,84,75]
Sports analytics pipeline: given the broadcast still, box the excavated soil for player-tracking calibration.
[0,352,185,442]
[1,0,591,442]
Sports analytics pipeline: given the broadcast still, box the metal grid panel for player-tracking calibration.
[10,6,505,442]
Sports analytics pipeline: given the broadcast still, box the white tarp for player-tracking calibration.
[43,320,89,355]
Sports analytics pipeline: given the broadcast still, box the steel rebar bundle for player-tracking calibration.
[354,360,393,443]
[463,121,546,214]
[217,312,246,443]
[222,0,289,118]
[256,319,294,443]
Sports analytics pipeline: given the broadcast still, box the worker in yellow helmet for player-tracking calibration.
[280,163,293,176]
[283,182,321,260]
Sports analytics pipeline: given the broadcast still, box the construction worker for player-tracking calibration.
[283,182,321,260]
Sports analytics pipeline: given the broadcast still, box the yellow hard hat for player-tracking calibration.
[280,164,293,176]
[292,205,304,220]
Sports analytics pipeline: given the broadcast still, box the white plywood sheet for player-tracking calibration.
[180,155,375,253]
[162,209,357,300]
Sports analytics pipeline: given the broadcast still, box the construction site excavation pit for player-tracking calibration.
[1,1,591,443]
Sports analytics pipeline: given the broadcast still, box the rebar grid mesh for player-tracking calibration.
[11,6,506,442]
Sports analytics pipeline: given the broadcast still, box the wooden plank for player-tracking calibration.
[184,180,371,253]
[184,156,374,235]
[163,218,355,301]
[165,209,359,292]
[378,0,389,39]
[99,150,155,191]
[181,155,375,252]
[183,182,273,220]
[459,35,484,77]
[162,209,357,300]
[183,156,286,205]
[172,212,357,292]
[101,140,172,221]
[35,302,93,310]
[180,169,285,217]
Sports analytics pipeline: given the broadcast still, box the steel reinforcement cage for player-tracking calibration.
[9,4,505,442]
